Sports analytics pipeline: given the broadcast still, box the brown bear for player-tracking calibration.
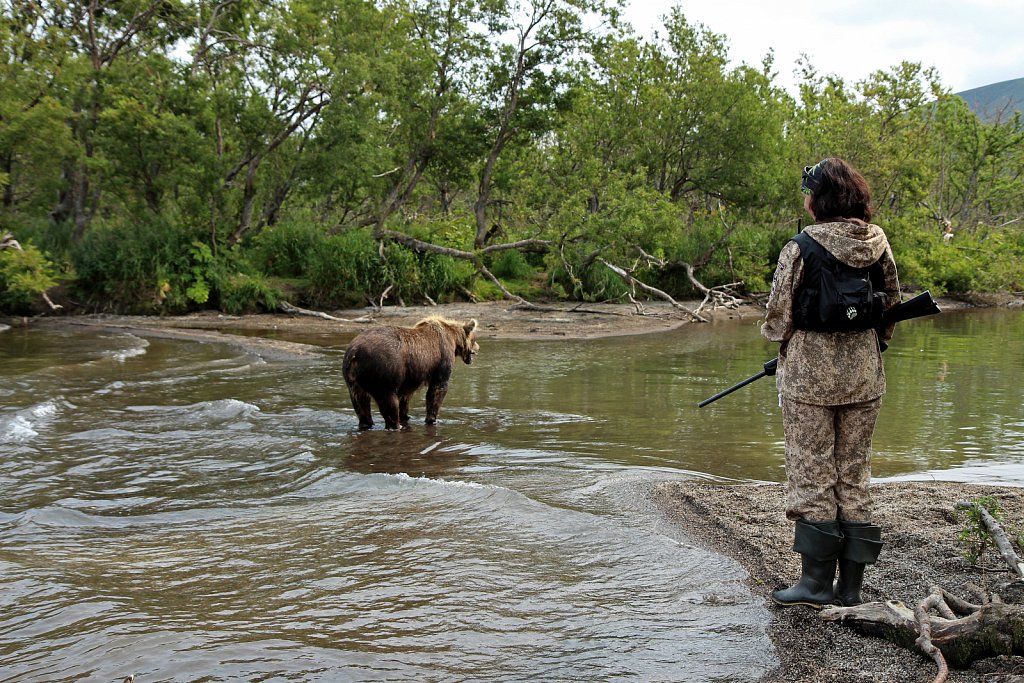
[342,317,479,430]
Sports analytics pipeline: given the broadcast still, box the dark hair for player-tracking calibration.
[805,157,874,222]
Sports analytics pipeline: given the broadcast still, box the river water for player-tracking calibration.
[1,308,1022,682]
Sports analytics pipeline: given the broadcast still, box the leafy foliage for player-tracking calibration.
[0,1,1022,314]
[956,495,1004,565]
[0,242,58,312]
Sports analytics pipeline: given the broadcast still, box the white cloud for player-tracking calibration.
[621,0,1024,94]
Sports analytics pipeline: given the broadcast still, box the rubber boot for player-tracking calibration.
[834,521,883,606]
[771,519,844,609]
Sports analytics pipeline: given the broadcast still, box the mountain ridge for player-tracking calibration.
[956,76,1023,120]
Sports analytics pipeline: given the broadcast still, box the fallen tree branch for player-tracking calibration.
[375,229,544,309]
[633,245,745,315]
[482,239,551,253]
[376,284,394,310]
[278,301,371,322]
[598,257,706,321]
[566,303,636,317]
[956,500,1024,580]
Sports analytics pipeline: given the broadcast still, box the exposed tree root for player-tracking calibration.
[822,586,1024,682]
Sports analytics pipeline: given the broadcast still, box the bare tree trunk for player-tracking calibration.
[231,157,260,246]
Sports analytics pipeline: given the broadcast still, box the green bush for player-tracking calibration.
[488,249,533,280]
[70,216,205,312]
[956,496,1004,565]
[7,218,75,264]
[305,229,476,307]
[249,220,324,277]
[305,230,387,308]
[0,242,59,313]
[723,223,792,293]
[218,273,282,314]
[577,259,630,302]
[69,217,278,313]
[420,253,476,302]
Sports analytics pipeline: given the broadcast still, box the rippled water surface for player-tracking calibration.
[1,307,1022,682]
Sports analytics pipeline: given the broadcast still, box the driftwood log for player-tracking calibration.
[278,301,371,322]
[823,589,1024,682]
[820,500,1024,682]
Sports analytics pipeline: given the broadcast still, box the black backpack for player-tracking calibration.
[791,231,885,333]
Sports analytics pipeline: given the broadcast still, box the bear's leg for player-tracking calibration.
[347,383,374,430]
[424,381,449,425]
[376,393,402,430]
[399,395,411,427]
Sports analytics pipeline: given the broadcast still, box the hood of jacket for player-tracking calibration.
[802,220,888,268]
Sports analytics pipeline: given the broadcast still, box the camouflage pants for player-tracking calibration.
[781,396,882,523]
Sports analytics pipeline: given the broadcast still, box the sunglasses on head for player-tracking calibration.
[801,162,824,195]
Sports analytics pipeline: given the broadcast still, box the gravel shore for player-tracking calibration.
[652,480,1024,682]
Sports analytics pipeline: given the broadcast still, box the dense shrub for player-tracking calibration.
[218,273,282,314]
[249,219,324,277]
[304,230,388,308]
[70,217,203,312]
[304,229,477,308]
[488,249,533,280]
[0,242,58,313]
[69,217,282,313]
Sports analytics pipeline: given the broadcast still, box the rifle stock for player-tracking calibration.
[697,291,940,408]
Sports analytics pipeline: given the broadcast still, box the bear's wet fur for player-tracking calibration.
[342,317,479,430]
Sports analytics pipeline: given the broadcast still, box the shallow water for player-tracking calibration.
[1,307,1021,682]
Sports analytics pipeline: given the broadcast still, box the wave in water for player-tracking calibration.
[0,398,70,444]
[97,333,150,362]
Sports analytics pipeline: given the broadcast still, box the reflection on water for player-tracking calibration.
[337,428,480,477]
[0,307,1021,681]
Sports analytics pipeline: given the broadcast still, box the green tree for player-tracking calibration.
[41,0,190,240]
[0,3,77,228]
[461,0,626,249]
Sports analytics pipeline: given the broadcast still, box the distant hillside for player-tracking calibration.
[956,77,1024,121]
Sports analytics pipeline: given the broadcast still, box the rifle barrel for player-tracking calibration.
[697,370,767,408]
[696,291,940,408]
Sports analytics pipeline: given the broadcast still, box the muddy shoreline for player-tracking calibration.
[8,295,1024,681]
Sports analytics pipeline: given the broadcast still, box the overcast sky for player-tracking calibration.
[621,0,1024,95]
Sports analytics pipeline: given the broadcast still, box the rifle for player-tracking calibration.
[697,290,941,408]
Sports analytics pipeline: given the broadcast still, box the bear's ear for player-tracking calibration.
[464,319,478,335]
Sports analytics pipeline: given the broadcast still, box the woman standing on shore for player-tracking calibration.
[761,157,901,608]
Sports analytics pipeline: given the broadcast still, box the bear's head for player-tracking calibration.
[460,319,479,364]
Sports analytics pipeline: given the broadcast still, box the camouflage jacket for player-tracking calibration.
[761,221,901,405]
